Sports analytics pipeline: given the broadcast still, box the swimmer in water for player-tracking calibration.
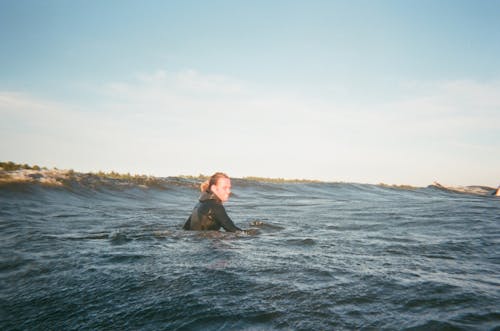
[183,172,243,232]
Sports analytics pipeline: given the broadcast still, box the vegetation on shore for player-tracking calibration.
[93,170,156,182]
[0,161,448,189]
[178,174,210,181]
[1,161,152,180]
[0,161,163,187]
[0,161,46,171]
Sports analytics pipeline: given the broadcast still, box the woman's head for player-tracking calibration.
[200,172,231,202]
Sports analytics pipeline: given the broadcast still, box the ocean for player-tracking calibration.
[1,172,499,330]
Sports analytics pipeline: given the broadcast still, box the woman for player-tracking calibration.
[183,172,243,232]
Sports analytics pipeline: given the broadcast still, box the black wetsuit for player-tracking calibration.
[183,191,242,232]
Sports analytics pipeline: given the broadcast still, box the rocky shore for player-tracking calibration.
[0,168,72,186]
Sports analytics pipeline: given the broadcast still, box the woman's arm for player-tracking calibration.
[183,215,192,230]
[214,204,242,232]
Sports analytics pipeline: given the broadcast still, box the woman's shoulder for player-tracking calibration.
[199,192,222,204]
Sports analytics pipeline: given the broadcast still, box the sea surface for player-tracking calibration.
[1,175,499,330]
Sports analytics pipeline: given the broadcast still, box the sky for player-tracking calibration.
[1,0,499,186]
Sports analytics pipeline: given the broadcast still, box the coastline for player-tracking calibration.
[0,161,497,195]
[0,168,72,186]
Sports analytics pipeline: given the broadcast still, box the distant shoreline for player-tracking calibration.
[0,161,497,196]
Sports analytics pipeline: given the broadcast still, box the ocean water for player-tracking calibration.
[1,176,499,330]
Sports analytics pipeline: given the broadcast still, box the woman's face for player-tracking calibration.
[211,177,231,202]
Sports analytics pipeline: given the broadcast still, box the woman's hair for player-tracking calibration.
[200,172,229,192]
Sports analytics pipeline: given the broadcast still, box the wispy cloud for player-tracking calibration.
[377,80,500,142]
[1,71,499,185]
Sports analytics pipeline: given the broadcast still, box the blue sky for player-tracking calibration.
[1,0,499,186]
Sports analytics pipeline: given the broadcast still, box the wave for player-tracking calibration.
[428,181,497,196]
[0,167,497,197]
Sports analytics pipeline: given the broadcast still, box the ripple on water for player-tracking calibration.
[1,179,499,330]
